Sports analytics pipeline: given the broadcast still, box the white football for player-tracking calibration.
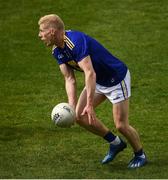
[51,103,75,127]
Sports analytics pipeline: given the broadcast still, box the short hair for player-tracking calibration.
[38,14,65,30]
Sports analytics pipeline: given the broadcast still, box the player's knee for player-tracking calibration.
[75,109,91,126]
[115,122,128,134]
[114,114,128,132]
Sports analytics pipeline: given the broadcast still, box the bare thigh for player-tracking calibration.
[76,88,106,117]
[75,88,109,137]
[113,99,129,129]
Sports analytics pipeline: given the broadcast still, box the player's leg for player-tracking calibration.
[75,87,109,137]
[113,99,147,168]
[113,99,142,151]
[101,70,147,167]
[101,101,128,164]
[76,87,126,164]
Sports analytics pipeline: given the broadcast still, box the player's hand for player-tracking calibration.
[81,105,96,125]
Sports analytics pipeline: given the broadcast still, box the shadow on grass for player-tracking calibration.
[0,126,35,141]
[104,161,128,172]
[103,158,168,177]
[0,124,84,142]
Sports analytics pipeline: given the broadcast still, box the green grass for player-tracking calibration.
[0,0,168,178]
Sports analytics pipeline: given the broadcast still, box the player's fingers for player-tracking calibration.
[89,113,96,125]
[88,114,92,125]
[90,112,96,121]
[92,115,96,124]
[81,109,86,116]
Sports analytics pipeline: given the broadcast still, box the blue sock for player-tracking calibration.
[134,149,143,156]
[103,131,116,143]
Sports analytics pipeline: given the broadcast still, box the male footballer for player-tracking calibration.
[38,14,147,168]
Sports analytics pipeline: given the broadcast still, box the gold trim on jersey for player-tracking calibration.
[64,35,75,50]
[66,60,83,72]
[52,45,57,54]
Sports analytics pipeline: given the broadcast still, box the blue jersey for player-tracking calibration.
[52,30,127,87]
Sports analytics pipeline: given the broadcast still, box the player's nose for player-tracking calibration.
[38,32,42,38]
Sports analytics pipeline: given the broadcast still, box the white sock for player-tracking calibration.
[110,136,121,145]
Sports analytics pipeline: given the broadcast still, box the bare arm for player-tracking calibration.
[59,64,77,109]
[78,55,97,124]
[78,56,96,106]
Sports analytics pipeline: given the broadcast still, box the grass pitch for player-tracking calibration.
[0,0,168,178]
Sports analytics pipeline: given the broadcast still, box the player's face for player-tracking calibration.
[38,24,54,46]
[39,23,63,47]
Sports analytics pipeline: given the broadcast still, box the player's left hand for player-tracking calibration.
[81,105,97,125]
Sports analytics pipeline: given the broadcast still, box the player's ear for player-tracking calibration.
[50,28,55,35]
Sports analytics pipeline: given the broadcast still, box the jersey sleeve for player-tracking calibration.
[73,33,89,62]
[52,47,64,65]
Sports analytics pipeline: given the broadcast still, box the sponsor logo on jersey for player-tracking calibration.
[58,54,64,59]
